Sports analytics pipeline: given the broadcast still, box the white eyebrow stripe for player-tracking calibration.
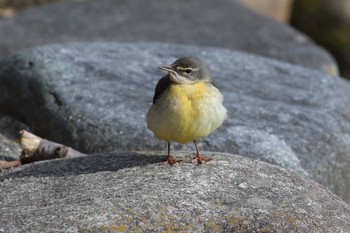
[177,66,200,71]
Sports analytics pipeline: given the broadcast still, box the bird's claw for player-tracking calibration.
[192,155,211,165]
[166,156,182,165]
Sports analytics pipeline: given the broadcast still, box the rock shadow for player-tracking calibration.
[0,152,165,181]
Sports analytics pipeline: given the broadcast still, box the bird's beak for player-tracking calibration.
[158,64,188,84]
[157,65,175,73]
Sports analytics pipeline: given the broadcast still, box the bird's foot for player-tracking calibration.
[192,154,211,165]
[165,156,182,166]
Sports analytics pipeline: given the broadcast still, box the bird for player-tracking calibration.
[146,57,227,165]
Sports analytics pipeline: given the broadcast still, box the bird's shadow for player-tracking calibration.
[0,152,167,181]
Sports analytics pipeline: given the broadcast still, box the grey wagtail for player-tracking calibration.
[146,57,227,165]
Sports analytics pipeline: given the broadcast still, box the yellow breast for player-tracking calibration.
[147,82,226,144]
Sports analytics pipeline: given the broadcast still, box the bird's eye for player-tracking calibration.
[185,68,192,74]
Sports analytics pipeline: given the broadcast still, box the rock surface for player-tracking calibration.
[0,42,350,202]
[0,0,338,75]
[1,152,350,232]
[0,114,29,161]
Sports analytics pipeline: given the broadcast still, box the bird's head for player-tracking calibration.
[158,57,212,84]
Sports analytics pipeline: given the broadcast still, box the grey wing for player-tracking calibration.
[153,75,172,104]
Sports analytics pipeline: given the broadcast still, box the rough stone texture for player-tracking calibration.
[1,152,350,232]
[0,0,338,75]
[0,113,29,161]
[0,43,350,202]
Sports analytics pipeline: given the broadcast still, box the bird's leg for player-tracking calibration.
[166,142,181,165]
[192,140,211,164]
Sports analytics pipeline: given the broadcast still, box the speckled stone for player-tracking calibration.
[0,113,29,160]
[1,152,349,232]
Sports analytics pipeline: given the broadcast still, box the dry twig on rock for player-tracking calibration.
[0,130,85,169]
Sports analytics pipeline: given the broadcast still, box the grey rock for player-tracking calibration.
[0,134,20,161]
[0,42,350,202]
[0,113,29,160]
[1,152,350,232]
[227,126,308,176]
[0,0,338,75]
